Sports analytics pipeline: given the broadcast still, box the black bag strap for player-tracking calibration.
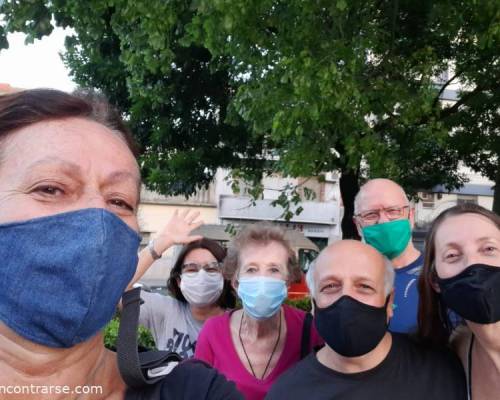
[117,287,182,389]
[300,312,313,360]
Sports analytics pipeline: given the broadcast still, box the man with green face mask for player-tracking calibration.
[353,178,422,334]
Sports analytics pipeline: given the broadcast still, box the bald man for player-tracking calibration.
[353,178,422,333]
[266,241,466,400]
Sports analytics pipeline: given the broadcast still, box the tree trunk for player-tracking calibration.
[339,167,361,240]
[493,160,500,215]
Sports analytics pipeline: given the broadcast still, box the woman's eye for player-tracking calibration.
[444,252,459,261]
[110,198,134,212]
[33,185,64,196]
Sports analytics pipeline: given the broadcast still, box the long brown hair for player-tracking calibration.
[418,203,500,346]
[167,238,236,308]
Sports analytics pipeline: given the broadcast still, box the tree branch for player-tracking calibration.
[439,83,498,121]
[432,71,460,110]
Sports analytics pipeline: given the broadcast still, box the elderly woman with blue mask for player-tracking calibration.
[194,223,323,400]
[0,89,241,400]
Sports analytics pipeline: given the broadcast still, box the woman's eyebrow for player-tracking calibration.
[27,157,82,176]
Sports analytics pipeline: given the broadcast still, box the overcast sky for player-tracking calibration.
[0,27,76,91]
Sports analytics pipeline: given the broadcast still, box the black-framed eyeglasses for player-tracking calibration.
[355,205,410,225]
[181,261,222,274]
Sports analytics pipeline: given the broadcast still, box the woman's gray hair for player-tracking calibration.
[306,257,395,298]
[223,222,301,283]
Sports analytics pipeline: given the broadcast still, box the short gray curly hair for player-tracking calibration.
[223,222,301,283]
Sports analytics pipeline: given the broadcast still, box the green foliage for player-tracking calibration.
[103,317,156,351]
[285,297,312,312]
[0,0,263,198]
[186,0,499,195]
[1,0,498,217]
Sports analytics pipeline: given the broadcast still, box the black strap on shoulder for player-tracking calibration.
[117,287,182,389]
[300,312,313,360]
[467,335,474,400]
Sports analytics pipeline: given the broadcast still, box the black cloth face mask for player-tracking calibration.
[314,295,389,357]
[437,263,500,324]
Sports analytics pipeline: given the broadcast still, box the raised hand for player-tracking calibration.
[154,209,204,253]
[126,209,205,290]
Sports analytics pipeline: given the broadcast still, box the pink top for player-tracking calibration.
[194,305,323,400]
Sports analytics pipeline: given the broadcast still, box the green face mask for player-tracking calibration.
[361,219,412,259]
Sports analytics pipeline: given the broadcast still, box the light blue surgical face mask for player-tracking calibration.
[0,208,141,348]
[237,276,287,320]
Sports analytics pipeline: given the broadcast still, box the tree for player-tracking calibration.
[185,0,498,215]
[1,0,498,237]
[0,0,265,197]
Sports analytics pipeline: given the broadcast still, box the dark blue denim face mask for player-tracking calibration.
[0,208,140,348]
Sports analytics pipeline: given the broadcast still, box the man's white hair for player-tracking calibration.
[306,256,395,299]
[354,178,410,215]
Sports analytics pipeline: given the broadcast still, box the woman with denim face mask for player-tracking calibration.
[129,235,236,359]
[194,223,323,400]
[0,89,242,400]
[418,204,500,400]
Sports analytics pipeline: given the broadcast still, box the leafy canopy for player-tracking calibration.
[1,0,498,218]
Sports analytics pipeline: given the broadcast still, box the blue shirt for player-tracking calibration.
[389,253,423,334]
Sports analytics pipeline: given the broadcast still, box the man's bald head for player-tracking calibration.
[354,178,409,215]
[306,240,395,302]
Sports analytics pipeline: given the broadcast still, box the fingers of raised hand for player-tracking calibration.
[186,211,201,224]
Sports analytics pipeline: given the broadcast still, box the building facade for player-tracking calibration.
[138,169,343,287]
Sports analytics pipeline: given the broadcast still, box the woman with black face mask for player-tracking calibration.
[418,203,500,400]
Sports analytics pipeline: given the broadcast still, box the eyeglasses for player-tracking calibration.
[355,205,410,225]
[181,261,223,274]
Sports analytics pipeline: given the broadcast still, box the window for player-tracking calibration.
[457,195,477,205]
[420,192,435,209]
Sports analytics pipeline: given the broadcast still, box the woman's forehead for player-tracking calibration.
[2,118,139,179]
[239,241,289,264]
[435,213,500,248]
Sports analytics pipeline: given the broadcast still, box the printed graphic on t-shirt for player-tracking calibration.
[165,328,196,358]
[390,259,423,333]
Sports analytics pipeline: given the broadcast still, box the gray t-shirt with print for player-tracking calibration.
[139,291,203,359]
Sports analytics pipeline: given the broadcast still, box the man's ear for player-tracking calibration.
[409,207,416,229]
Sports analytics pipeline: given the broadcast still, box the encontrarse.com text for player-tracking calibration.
[0,385,103,395]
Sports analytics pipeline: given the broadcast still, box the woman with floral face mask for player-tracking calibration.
[194,223,323,400]
[133,235,236,359]
[418,203,500,400]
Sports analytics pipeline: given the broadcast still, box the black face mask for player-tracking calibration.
[437,263,500,324]
[314,295,389,357]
